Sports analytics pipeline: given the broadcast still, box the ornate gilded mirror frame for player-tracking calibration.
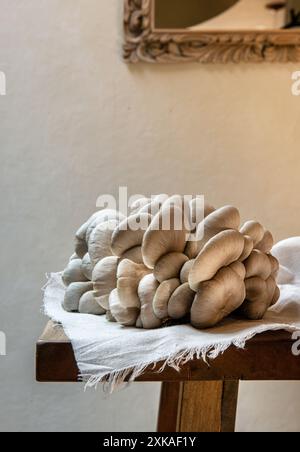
[124,0,300,63]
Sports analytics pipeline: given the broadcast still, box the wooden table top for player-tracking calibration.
[36,321,300,383]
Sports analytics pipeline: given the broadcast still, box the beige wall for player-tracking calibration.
[0,0,300,432]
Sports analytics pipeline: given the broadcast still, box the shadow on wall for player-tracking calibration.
[155,0,240,28]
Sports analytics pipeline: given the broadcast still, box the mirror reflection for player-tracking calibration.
[154,0,300,30]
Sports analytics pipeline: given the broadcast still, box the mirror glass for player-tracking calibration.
[154,0,300,31]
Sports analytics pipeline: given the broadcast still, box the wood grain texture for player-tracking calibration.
[157,380,239,432]
[157,382,183,432]
[123,0,300,63]
[179,381,223,432]
[221,381,239,433]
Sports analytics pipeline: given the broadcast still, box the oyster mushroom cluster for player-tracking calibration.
[62,195,280,330]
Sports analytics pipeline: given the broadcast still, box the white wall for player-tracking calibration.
[0,0,300,432]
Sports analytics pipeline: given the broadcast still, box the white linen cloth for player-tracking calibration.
[43,238,300,390]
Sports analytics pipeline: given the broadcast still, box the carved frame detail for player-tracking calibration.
[124,0,300,63]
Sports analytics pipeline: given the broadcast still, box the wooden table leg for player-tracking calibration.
[157,380,239,433]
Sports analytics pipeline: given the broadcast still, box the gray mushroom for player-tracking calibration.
[138,274,162,329]
[111,213,152,257]
[117,259,151,317]
[63,282,93,312]
[255,230,274,254]
[81,253,93,281]
[92,256,119,309]
[180,259,195,284]
[243,250,272,281]
[109,289,140,327]
[189,229,245,292]
[121,246,144,264]
[142,205,188,269]
[62,259,88,287]
[79,291,106,315]
[154,252,189,283]
[168,283,195,320]
[240,221,265,247]
[239,276,280,320]
[153,278,181,320]
[191,265,245,329]
[88,219,119,266]
[185,205,241,259]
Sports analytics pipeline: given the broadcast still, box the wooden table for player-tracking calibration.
[36,321,300,432]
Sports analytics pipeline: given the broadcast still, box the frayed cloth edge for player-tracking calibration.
[42,273,298,393]
[79,322,298,393]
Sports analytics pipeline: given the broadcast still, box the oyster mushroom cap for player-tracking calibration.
[268,254,280,277]
[180,259,195,284]
[117,259,151,310]
[74,237,88,260]
[69,253,80,262]
[189,198,216,231]
[154,252,189,283]
[88,219,118,266]
[135,315,143,329]
[168,283,195,320]
[109,289,139,327]
[142,205,189,269]
[191,266,246,329]
[202,205,241,232]
[121,246,143,264]
[95,293,110,311]
[79,291,106,315]
[189,229,245,292]
[244,250,272,280]
[111,213,152,257]
[229,261,246,280]
[92,256,119,300]
[75,222,90,259]
[81,253,93,281]
[153,278,181,320]
[86,209,125,243]
[138,274,162,329]
[106,310,117,323]
[271,285,281,306]
[240,276,279,320]
[266,276,280,306]
[185,205,241,259]
[117,258,150,279]
[239,235,254,262]
[63,282,93,312]
[76,211,104,242]
[256,230,274,254]
[62,259,88,287]
[240,221,265,246]
[75,210,123,258]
